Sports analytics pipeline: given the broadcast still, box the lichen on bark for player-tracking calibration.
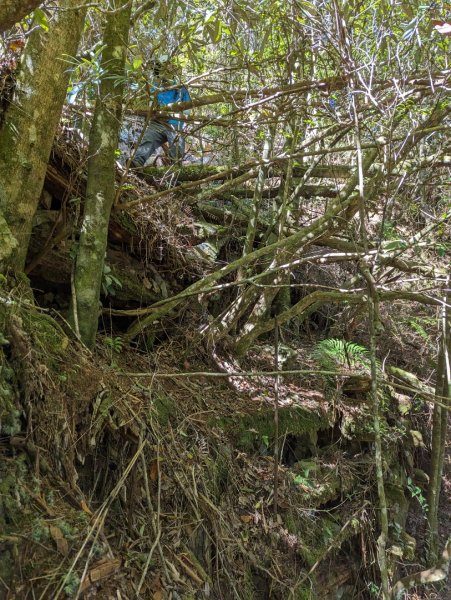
[0,0,86,272]
[70,0,132,347]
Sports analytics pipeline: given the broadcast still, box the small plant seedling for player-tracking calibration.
[105,336,124,354]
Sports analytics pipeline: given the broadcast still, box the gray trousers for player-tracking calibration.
[133,121,185,166]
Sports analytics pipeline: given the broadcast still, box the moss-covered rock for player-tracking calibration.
[215,403,328,453]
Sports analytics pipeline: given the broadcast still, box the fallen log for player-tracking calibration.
[138,163,352,184]
[30,245,166,308]
[213,184,339,201]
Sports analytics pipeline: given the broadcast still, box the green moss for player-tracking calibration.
[0,209,18,262]
[21,309,68,358]
[111,210,138,236]
[31,520,50,543]
[215,404,327,453]
[294,585,315,600]
[63,572,81,598]
[0,347,21,435]
[303,519,341,565]
[152,393,176,425]
[141,164,228,182]
[284,508,344,567]
[0,454,28,530]
[385,483,408,529]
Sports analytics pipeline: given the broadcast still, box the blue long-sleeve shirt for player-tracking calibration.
[155,85,190,129]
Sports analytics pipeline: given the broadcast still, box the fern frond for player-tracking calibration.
[312,338,371,370]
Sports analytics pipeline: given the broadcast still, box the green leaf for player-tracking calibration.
[133,57,143,70]
[34,8,49,32]
[293,474,312,487]
[383,239,408,251]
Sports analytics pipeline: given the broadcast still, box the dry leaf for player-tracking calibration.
[240,515,253,523]
[80,499,93,515]
[153,591,163,600]
[8,39,25,52]
[149,460,159,481]
[79,557,122,593]
[49,525,69,556]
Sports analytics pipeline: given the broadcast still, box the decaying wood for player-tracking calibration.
[138,162,352,184]
[391,539,451,599]
[79,557,122,593]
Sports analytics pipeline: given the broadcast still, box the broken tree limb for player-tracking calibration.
[391,538,451,599]
[118,162,351,210]
[124,193,359,340]
[232,289,443,356]
[124,160,349,192]
[129,70,449,114]
[213,184,339,201]
[316,237,446,277]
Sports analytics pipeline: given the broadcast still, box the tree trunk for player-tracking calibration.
[0,0,42,33]
[427,281,450,561]
[0,209,18,262]
[70,0,131,347]
[0,0,86,273]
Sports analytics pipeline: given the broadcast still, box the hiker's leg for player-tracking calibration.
[167,128,185,162]
[133,122,167,166]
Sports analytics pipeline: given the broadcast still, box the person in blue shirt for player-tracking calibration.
[131,60,190,166]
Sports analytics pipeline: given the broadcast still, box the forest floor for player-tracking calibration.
[1,298,450,599]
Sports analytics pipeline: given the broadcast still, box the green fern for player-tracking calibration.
[311,338,371,371]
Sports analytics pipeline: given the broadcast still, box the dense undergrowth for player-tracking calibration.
[0,107,449,600]
[1,267,448,599]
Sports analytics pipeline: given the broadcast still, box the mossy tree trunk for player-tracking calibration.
[70,0,131,347]
[0,0,86,273]
[427,282,450,561]
[0,209,18,263]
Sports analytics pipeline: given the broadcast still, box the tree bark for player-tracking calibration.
[0,208,18,262]
[426,280,450,561]
[70,0,131,347]
[0,0,86,273]
[0,0,42,33]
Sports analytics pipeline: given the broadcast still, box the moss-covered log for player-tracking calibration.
[139,164,352,183]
